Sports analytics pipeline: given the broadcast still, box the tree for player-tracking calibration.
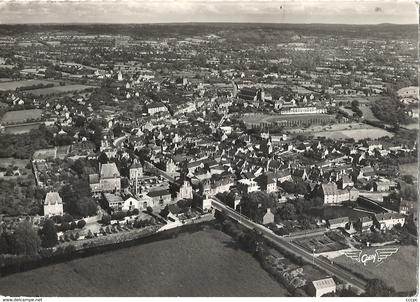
[401,175,415,185]
[14,221,41,255]
[365,279,395,297]
[0,231,17,254]
[132,208,140,215]
[77,220,86,229]
[62,213,74,223]
[41,219,58,248]
[146,206,153,213]
[101,214,111,225]
[279,203,297,220]
[70,221,77,230]
[98,152,109,164]
[121,177,129,189]
[159,205,169,218]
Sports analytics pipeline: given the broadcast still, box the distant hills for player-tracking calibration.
[0,23,416,40]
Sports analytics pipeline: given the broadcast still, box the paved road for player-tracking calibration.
[211,198,367,293]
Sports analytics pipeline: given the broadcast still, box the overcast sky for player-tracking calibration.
[0,0,417,24]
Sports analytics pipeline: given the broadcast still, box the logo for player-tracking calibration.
[343,248,399,266]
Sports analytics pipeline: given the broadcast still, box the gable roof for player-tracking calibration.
[44,192,63,206]
[312,278,336,290]
[100,163,120,179]
[328,217,349,225]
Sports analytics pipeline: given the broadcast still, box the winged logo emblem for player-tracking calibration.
[343,248,399,266]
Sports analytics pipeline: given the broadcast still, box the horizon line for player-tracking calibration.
[0,21,417,26]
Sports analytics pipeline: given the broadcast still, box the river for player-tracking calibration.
[0,225,288,297]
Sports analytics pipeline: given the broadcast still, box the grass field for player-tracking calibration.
[26,84,95,96]
[313,127,393,141]
[404,122,419,130]
[359,106,380,122]
[334,245,418,293]
[0,157,29,169]
[0,227,289,297]
[399,162,418,179]
[0,80,56,91]
[1,109,43,124]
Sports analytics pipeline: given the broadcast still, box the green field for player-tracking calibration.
[0,80,56,91]
[334,245,418,293]
[26,84,95,96]
[0,227,289,297]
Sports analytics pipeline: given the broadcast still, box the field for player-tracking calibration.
[0,227,289,297]
[0,80,56,91]
[0,157,30,169]
[26,84,95,96]
[399,162,418,179]
[1,109,43,124]
[2,124,41,134]
[287,122,393,141]
[334,245,418,293]
[359,105,380,122]
[312,126,393,141]
[404,122,419,130]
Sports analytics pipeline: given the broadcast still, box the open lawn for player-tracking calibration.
[26,84,95,96]
[0,80,56,91]
[0,227,289,297]
[333,245,418,293]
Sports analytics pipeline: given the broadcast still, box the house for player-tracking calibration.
[44,192,63,216]
[104,193,124,210]
[355,216,374,232]
[308,278,336,297]
[202,195,212,212]
[261,208,275,225]
[129,159,143,182]
[203,175,235,196]
[147,189,172,206]
[399,199,417,215]
[373,181,392,192]
[177,181,193,200]
[237,179,259,194]
[357,166,376,180]
[255,173,277,193]
[147,102,167,115]
[122,196,140,211]
[237,87,264,102]
[373,213,405,230]
[327,217,349,229]
[338,174,353,189]
[321,183,359,204]
[274,169,292,183]
[90,163,122,193]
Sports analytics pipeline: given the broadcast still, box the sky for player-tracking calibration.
[0,0,417,24]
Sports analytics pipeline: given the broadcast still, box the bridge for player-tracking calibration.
[210,197,367,293]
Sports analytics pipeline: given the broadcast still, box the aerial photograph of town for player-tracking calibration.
[0,0,418,299]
